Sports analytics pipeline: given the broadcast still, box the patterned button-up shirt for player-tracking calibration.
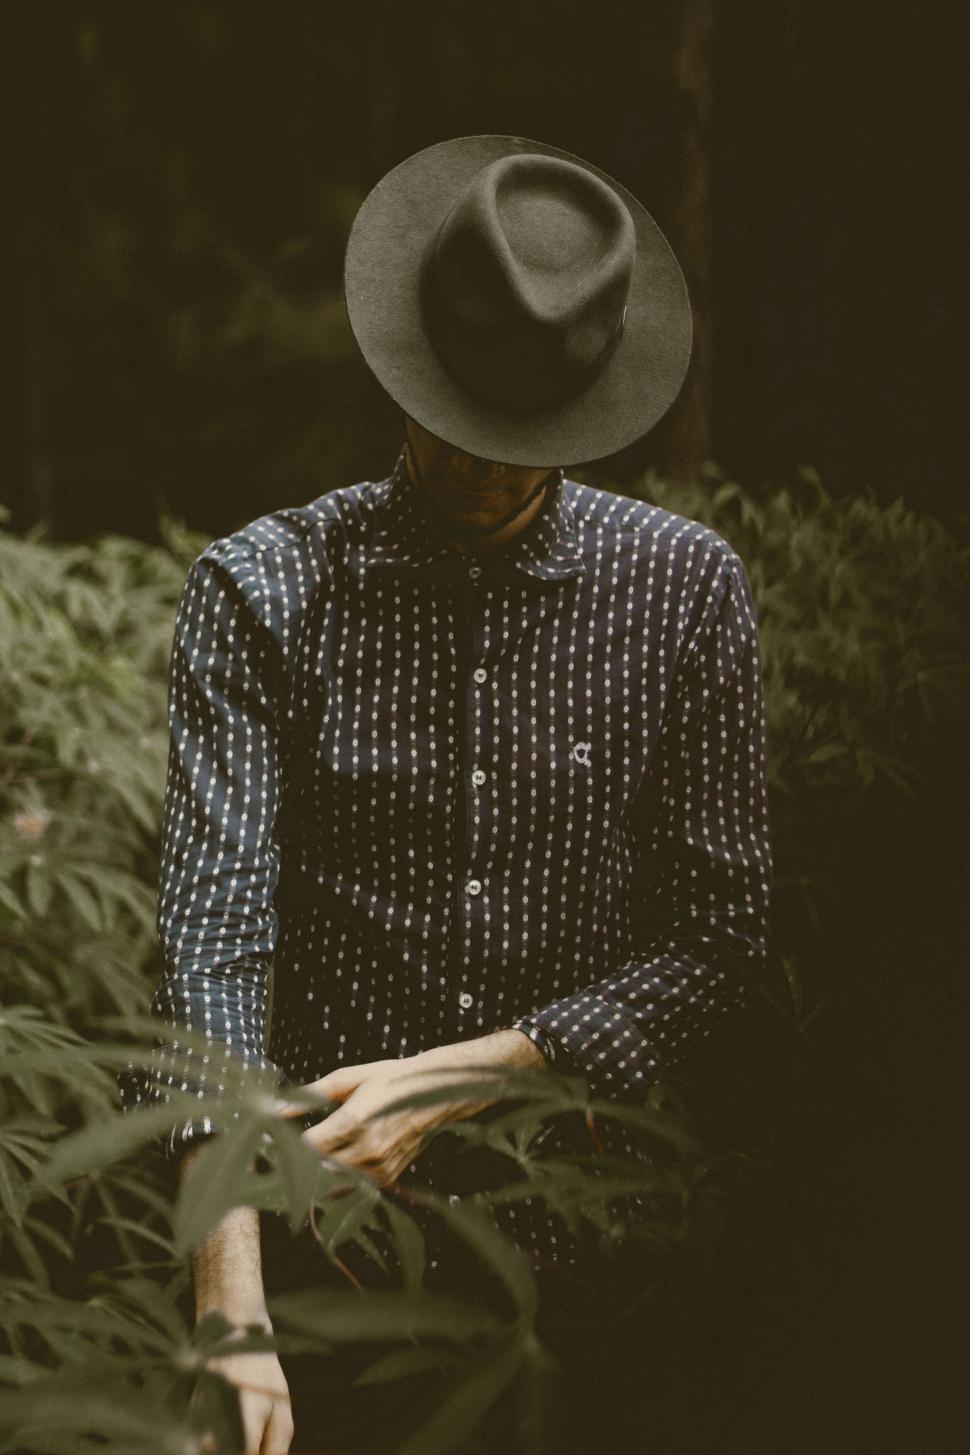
[118,447,771,1257]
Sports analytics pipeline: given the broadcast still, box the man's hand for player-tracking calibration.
[180,1140,294,1455]
[276,1029,545,1188]
[195,1341,293,1455]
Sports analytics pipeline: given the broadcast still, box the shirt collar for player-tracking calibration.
[349,447,586,589]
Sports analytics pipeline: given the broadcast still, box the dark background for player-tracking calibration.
[3,4,967,1452]
[5,0,968,541]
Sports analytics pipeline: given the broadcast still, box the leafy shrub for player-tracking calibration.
[0,506,203,1024]
[622,465,970,1025]
[0,509,205,1292]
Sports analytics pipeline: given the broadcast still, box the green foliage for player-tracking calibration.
[620,466,970,1034]
[1,474,966,1452]
[0,506,204,1026]
[0,512,208,1304]
[630,466,969,803]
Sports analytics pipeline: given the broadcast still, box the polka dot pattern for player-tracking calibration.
[117,447,771,1262]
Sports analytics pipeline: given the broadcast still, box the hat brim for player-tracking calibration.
[344,135,692,467]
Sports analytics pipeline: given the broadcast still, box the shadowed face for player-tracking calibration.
[403,416,556,545]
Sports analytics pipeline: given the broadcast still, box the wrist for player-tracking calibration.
[191,1205,268,1328]
[196,1294,271,1330]
[402,1030,545,1125]
[416,1028,544,1074]
[504,1027,547,1069]
[510,1019,562,1069]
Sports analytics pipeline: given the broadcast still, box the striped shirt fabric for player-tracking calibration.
[118,446,771,1261]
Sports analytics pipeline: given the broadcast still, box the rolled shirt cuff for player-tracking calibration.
[512,1017,561,1068]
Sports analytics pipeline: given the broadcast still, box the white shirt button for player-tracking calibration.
[468,564,482,580]
[466,878,482,896]
[471,769,486,787]
[458,991,474,1010]
[472,666,487,684]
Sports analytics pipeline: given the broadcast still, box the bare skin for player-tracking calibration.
[185,420,553,1452]
[403,415,557,554]
[183,1143,294,1455]
[187,1032,544,1453]
[278,1027,545,1185]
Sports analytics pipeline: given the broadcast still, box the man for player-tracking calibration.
[118,136,771,1452]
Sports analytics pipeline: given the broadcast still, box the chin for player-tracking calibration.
[448,477,507,497]
[446,507,495,528]
[438,487,503,515]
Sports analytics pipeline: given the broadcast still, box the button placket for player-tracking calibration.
[446,577,491,1020]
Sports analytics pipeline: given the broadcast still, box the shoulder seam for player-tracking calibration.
[566,481,744,561]
[198,486,376,568]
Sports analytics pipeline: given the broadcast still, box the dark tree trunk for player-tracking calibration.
[659,0,715,482]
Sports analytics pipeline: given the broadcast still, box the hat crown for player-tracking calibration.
[421,154,637,412]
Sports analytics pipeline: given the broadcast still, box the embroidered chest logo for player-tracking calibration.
[571,740,592,767]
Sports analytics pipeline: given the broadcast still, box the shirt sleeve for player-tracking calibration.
[512,549,772,1104]
[116,549,288,1161]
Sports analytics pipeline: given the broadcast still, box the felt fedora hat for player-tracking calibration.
[344,134,692,467]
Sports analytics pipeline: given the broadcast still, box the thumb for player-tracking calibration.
[275,1062,374,1117]
[310,1062,377,1104]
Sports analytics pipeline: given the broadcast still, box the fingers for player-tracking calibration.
[274,1086,329,1119]
[304,1116,420,1190]
[276,1061,383,1117]
[241,1395,267,1455]
[312,1063,378,1103]
[302,1103,358,1153]
[260,1398,295,1455]
[294,1065,426,1188]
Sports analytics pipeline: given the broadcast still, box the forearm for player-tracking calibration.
[426,1027,546,1073]
[414,1027,547,1122]
[419,1027,545,1089]
[180,1141,269,1327]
